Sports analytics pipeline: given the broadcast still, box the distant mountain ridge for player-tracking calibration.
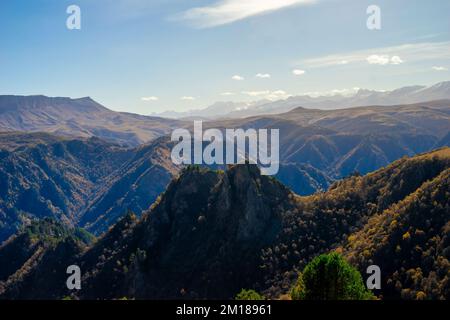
[0,95,182,146]
[152,81,450,120]
[212,100,450,178]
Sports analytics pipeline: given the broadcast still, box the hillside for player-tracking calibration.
[343,149,450,300]
[0,133,178,241]
[83,148,450,299]
[1,148,448,300]
[0,95,181,146]
[0,132,332,240]
[78,138,180,234]
[0,132,132,241]
[0,218,93,299]
[279,100,450,137]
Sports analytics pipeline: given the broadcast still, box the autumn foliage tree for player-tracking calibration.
[235,289,265,300]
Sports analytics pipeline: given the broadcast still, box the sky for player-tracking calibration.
[0,0,449,114]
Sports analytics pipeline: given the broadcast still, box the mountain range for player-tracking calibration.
[0,97,449,242]
[0,148,448,299]
[0,89,449,300]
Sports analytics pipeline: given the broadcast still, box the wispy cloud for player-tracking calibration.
[292,69,306,76]
[174,0,316,28]
[432,66,448,71]
[141,96,159,101]
[256,73,271,79]
[221,92,236,96]
[242,90,271,96]
[300,87,364,97]
[232,75,245,81]
[181,96,196,101]
[301,41,450,68]
[242,90,291,100]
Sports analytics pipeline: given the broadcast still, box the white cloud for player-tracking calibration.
[432,66,448,71]
[301,87,362,97]
[256,73,271,79]
[338,60,349,65]
[329,88,360,96]
[301,41,450,68]
[242,90,291,101]
[221,92,236,96]
[366,55,403,65]
[292,69,306,76]
[266,90,292,100]
[242,90,270,96]
[232,75,244,81]
[367,55,388,65]
[366,55,388,65]
[390,56,404,65]
[175,0,317,28]
[141,96,159,101]
[181,96,196,101]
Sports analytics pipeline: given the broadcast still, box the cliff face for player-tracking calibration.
[79,164,294,299]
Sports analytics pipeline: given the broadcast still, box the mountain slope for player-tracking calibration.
[0,132,132,241]
[276,163,331,195]
[259,148,450,298]
[1,148,447,300]
[343,150,450,300]
[78,138,180,235]
[0,218,93,299]
[213,101,449,179]
[277,100,450,138]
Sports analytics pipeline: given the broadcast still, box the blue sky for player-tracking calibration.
[0,0,449,114]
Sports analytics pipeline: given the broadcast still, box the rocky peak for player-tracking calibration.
[84,164,295,299]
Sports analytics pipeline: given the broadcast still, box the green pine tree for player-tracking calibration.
[291,253,374,300]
